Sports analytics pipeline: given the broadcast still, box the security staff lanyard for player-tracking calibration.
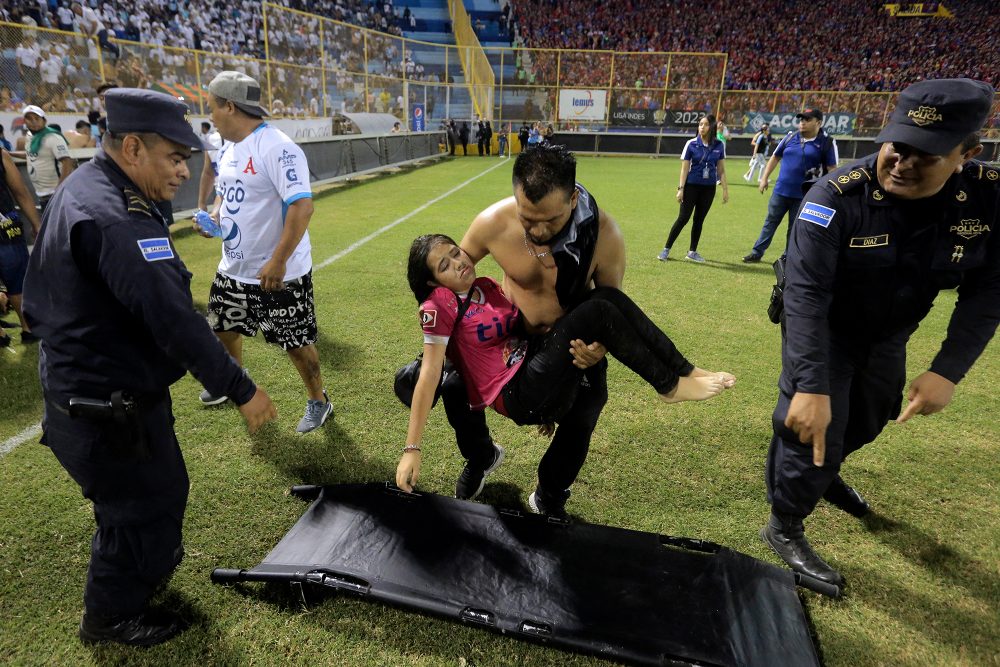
[695,138,714,180]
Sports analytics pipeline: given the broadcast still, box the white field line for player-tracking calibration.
[1,160,507,458]
[315,159,507,270]
[1,423,42,457]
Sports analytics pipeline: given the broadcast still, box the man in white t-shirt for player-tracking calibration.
[71,1,120,60]
[16,38,41,101]
[196,71,332,434]
[20,105,75,211]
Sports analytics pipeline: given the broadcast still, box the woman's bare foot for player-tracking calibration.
[690,366,737,388]
[660,375,726,404]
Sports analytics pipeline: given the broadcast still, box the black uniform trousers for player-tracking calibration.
[765,327,912,518]
[43,392,188,617]
[665,183,716,252]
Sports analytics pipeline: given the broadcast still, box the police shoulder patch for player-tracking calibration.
[798,202,836,228]
[137,237,174,262]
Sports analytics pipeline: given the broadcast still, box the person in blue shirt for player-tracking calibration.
[742,109,839,262]
[658,114,729,263]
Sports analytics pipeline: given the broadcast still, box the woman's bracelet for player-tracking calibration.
[402,444,421,453]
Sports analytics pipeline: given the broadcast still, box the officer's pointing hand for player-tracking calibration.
[239,388,278,434]
[785,392,831,467]
[896,371,956,423]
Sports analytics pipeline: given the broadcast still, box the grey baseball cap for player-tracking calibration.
[207,71,269,117]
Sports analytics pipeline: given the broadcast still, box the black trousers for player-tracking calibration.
[665,183,716,252]
[43,392,188,617]
[765,328,911,518]
[503,287,691,492]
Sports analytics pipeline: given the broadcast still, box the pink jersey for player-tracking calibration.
[420,277,527,410]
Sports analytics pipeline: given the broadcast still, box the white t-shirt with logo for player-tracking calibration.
[27,132,72,196]
[214,123,313,284]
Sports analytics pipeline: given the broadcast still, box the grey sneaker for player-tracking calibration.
[528,486,571,520]
[455,443,505,500]
[297,390,333,433]
[685,250,706,263]
[657,248,670,261]
[199,389,229,406]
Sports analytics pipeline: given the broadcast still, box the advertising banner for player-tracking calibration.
[609,108,704,128]
[558,89,608,122]
[741,111,857,135]
[411,103,425,131]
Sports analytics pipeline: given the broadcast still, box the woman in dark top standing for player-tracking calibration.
[658,114,729,263]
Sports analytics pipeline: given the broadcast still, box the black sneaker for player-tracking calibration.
[742,253,762,263]
[528,486,571,520]
[0,333,10,348]
[79,609,187,647]
[455,443,505,500]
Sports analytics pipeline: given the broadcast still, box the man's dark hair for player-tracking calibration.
[75,119,90,131]
[960,132,981,152]
[407,233,457,303]
[512,144,576,203]
[96,81,118,95]
[201,122,211,132]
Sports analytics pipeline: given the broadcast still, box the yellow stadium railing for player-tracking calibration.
[2,16,996,139]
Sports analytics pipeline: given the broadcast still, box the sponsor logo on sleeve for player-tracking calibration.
[420,309,437,329]
[798,202,836,228]
[137,237,174,262]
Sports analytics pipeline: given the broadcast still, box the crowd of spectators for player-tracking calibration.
[509,0,1000,92]
[4,0,998,126]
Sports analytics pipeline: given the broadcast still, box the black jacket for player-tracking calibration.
[782,154,1000,393]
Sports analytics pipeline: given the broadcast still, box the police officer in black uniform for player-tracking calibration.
[761,78,998,589]
[22,89,277,646]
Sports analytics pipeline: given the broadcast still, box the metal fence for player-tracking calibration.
[2,14,998,138]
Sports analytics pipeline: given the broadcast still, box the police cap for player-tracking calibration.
[104,88,201,149]
[875,78,993,156]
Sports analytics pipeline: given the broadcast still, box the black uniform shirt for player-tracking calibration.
[23,150,256,405]
[783,154,1000,394]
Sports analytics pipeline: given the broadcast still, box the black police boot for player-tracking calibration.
[79,609,187,647]
[760,512,844,587]
[823,475,870,517]
[528,486,571,521]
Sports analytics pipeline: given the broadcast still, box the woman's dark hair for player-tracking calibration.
[407,233,457,303]
[702,114,718,140]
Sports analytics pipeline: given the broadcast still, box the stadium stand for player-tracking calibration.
[509,0,999,91]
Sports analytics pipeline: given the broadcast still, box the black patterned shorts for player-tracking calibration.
[207,271,318,350]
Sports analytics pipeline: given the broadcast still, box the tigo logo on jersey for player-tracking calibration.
[798,202,836,228]
[137,237,174,262]
[420,309,437,328]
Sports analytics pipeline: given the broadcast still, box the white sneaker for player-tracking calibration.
[685,250,706,263]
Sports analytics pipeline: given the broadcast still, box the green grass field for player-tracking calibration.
[1,155,997,667]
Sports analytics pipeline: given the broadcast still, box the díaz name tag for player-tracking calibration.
[798,202,836,228]
[137,237,174,262]
[849,234,889,248]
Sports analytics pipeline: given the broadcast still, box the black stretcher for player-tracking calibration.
[212,483,822,667]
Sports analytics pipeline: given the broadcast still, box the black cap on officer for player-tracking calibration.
[104,88,202,149]
[875,78,994,156]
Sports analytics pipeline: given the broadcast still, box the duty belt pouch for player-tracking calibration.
[68,391,151,461]
[767,254,787,325]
